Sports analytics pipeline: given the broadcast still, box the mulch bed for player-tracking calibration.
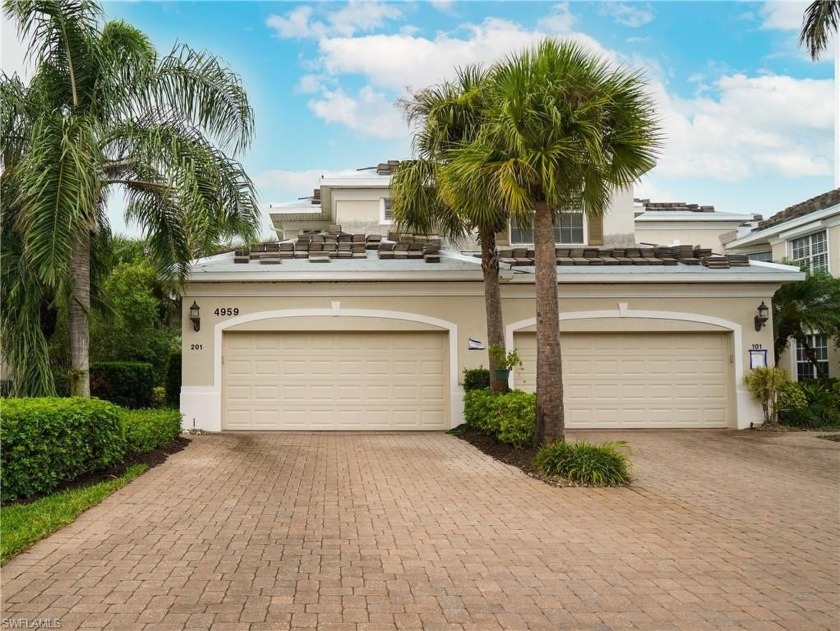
[3,437,191,506]
[818,434,840,442]
[454,428,587,488]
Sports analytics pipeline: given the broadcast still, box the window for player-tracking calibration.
[789,231,828,272]
[795,334,829,381]
[380,198,393,224]
[510,212,585,244]
[748,252,773,262]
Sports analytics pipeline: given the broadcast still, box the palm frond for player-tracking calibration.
[799,0,839,60]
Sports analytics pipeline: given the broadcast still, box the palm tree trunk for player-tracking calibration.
[533,201,564,445]
[479,226,507,394]
[69,234,91,397]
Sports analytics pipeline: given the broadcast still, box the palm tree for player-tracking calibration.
[799,0,839,60]
[444,39,661,444]
[391,66,511,394]
[773,270,840,375]
[1,0,259,397]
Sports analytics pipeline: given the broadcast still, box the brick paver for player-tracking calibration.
[2,430,838,630]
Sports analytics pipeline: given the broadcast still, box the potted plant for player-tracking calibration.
[488,343,522,382]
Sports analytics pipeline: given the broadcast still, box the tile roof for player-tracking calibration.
[634,199,716,213]
[755,188,840,231]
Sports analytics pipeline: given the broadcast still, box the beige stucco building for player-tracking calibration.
[180,166,806,432]
[724,188,840,381]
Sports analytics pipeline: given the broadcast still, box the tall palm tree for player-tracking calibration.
[773,270,840,374]
[444,40,661,444]
[391,66,511,393]
[1,0,259,397]
[799,0,839,60]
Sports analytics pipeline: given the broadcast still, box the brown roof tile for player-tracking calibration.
[756,188,840,231]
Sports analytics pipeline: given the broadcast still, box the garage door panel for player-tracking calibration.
[223,331,448,430]
[515,332,729,428]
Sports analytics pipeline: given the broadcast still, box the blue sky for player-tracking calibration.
[2,1,836,238]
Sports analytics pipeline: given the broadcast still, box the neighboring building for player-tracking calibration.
[724,188,840,381]
[180,162,810,432]
[269,162,397,240]
[634,199,757,254]
[270,161,637,248]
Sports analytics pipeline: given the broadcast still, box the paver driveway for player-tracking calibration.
[2,430,839,631]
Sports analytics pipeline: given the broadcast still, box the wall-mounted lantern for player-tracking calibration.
[754,301,769,332]
[189,301,201,332]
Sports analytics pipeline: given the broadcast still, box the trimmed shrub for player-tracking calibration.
[462,368,490,392]
[533,440,631,486]
[90,362,154,409]
[463,389,536,447]
[165,351,182,408]
[0,398,126,501]
[494,390,536,447]
[122,409,183,454]
[463,389,496,432]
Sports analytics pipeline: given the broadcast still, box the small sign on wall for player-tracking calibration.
[749,348,768,369]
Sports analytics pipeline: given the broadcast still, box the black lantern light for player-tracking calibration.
[754,301,769,331]
[189,301,201,332]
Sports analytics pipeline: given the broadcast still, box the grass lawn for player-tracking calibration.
[1,464,149,565]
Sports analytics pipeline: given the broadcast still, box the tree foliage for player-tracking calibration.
[799,0,839,60]
[1,0,259,396]
[773,270,840,373]
[437,40,661,444]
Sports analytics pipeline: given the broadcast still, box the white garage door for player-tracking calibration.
[223,331,449,430]
[514,332,730,428]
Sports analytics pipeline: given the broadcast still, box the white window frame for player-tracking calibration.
[379,197,393,225]
[794,333,829,381]
[509,212,588,245]
[788,230,828,273]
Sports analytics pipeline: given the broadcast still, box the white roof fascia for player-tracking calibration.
[187,270,484,282]
[508,270,805,284]
[727,205,840,248]
[635,213,748,223]
[320,175,391,188]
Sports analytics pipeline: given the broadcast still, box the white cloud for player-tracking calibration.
[295,74,324,94]
[599,2,654,28]
[652,73,833,181]
[308,86,406,138]
[1,12,33,81]
[266,1,401,40]
[317,17,606,93]
[266,6,326,39]
[760,1,807,30]
[537,3,577,34]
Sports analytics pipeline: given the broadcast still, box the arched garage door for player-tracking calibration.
[222,331,449,430]
[513,331,731,428]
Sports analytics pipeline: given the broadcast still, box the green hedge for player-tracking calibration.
[90,362,154,409]
[0,398,126,501]
[122,409,183,454]
[779,380,840,429]
[463,389,536,447]
[462,368,490,392]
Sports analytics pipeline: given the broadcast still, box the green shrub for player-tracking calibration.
[779,380,840,429]
[533,440,631,486]
[166,351,182,408]
[122,409,183,454]
[779,380,807,411]
[463,389,496,432]
[744,367,792,425]
[494,390,536,447]
[0,398,126,501]
[90,362,154,409]
[151,386,166,408]
[463,389,536,447]
[462,367,490,392]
